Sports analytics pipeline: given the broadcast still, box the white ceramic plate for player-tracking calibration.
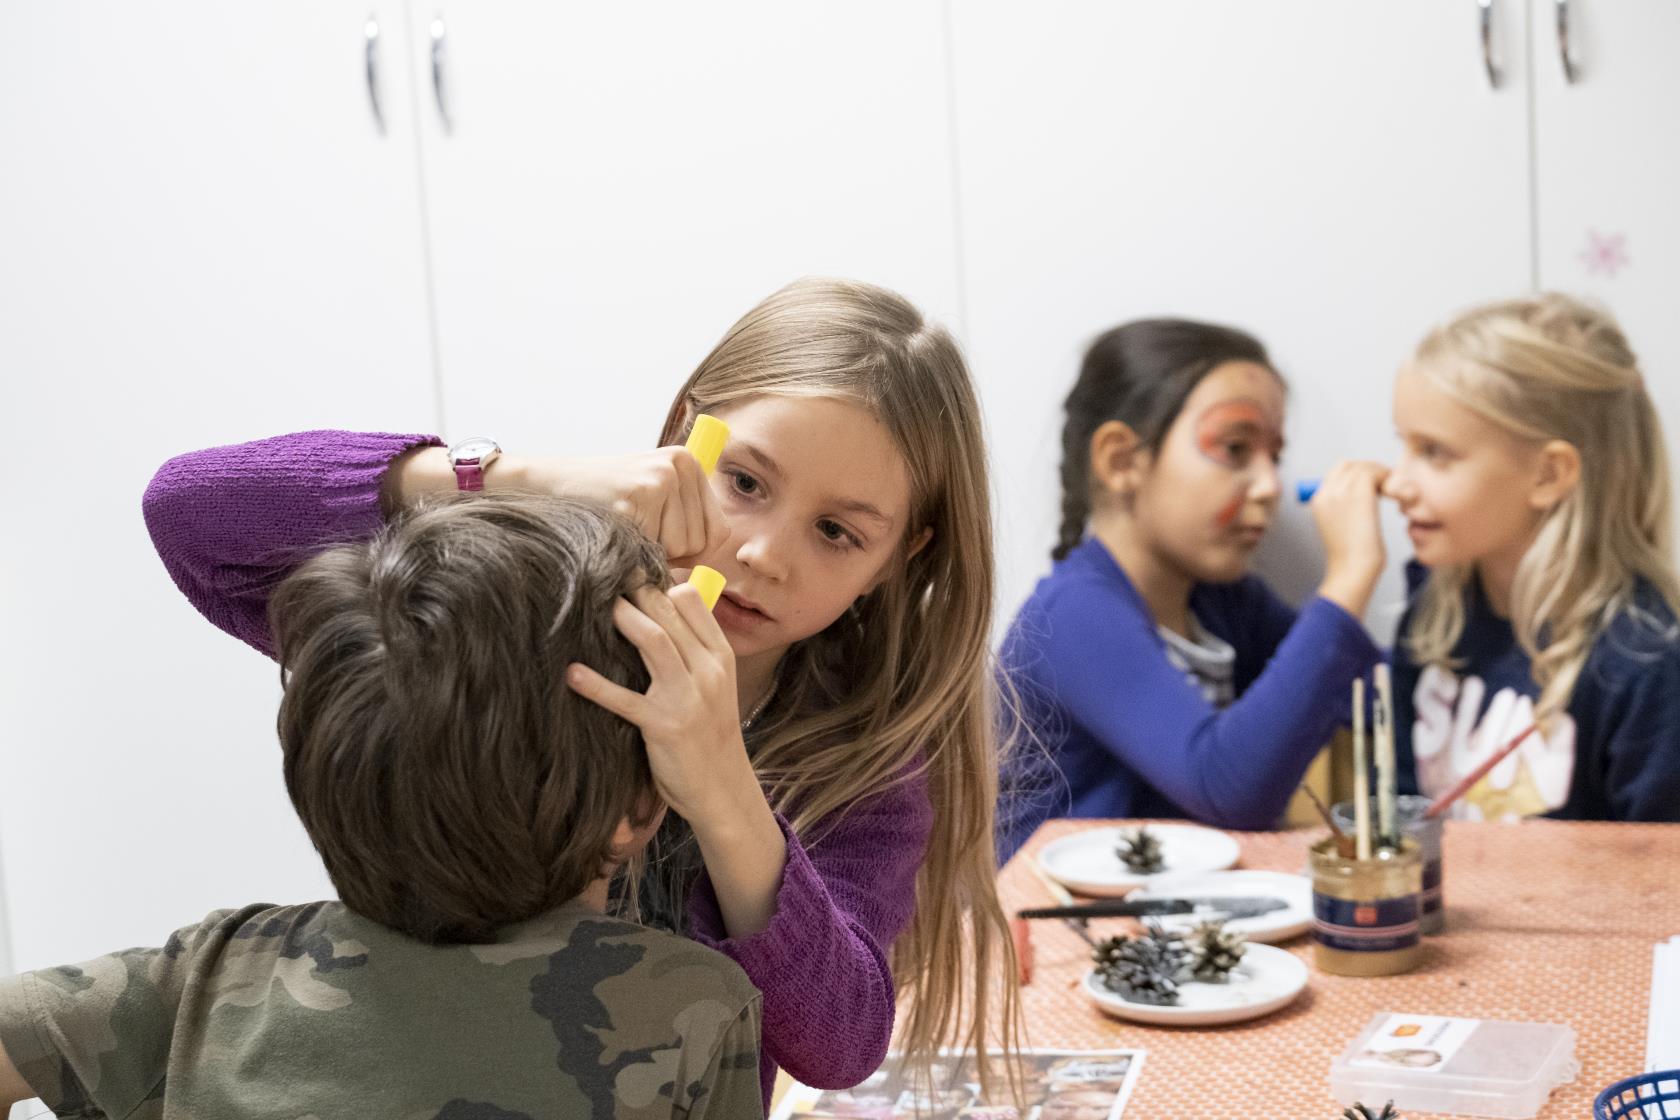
[1082,942,1309,1026]
[1036,824,1241,897]
[1128,869,1314,944]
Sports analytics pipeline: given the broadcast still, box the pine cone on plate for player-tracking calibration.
[1115,826,1166,874]
[1186,919,1247,981]
[1092,921,1189,1005]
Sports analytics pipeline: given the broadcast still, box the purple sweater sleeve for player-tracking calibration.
[141,431,443,657]
[685,776,932,1103]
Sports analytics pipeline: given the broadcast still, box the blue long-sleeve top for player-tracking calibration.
[997,538,1381,858]
[1391,560,1680,822]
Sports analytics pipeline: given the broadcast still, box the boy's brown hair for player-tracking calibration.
[270,494,667,943]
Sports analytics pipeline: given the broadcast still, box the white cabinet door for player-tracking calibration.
[412,2,963,456]
[1532,0,1680,510]
[0,3,437,970]
[952,1,1535,637]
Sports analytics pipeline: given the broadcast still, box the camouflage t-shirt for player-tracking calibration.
[0,899,763,1120]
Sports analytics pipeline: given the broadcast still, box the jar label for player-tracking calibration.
[1422,858,1444,916]
[1312,892,1420,953]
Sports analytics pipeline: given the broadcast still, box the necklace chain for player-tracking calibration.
[740,683,776,732]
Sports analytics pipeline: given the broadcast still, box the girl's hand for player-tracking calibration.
[565,583,754,828]
[506,448,729,566]
[385,445,729,565]
[1311,459,1390,619]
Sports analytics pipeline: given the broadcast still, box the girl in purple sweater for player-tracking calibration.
[142,278,1019,1105]
[1000,319,1387,856]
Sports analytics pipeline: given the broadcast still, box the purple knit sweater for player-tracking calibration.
[140,430,931,1106]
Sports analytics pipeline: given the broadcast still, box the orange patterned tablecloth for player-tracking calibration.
[1000,819,1680,1119]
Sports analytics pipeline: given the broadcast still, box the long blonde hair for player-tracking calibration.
[1405,293,1680,731]
[658,277,1022,1094]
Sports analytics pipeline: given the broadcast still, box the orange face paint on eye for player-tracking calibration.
[1193,399,1282,470]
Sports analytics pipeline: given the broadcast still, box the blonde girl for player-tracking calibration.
[143,278,1020,1103]
[1389,292,1680,821]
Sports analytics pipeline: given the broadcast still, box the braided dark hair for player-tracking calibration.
[1053,318,1279,562]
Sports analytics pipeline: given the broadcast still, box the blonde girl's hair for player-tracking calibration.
[657,277,1023,1097]
[1405,292,1680,732]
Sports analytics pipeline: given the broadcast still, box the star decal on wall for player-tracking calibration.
[1580,230,1630,278]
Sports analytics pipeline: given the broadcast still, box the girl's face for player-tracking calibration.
[1131,360,1286,583]
[1388,367,1546,570]
[697,394,919,675]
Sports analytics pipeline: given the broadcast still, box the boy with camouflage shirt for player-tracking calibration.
[0,496,764,1119]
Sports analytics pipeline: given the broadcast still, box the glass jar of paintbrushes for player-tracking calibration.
[1314,707,1540,940]
[1309,666,1424,977]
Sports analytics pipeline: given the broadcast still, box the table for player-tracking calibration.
[1000,819,1680,1118]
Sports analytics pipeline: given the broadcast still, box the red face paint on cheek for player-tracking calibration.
[1215,491,1245,528]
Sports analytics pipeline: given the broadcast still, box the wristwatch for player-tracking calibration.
[447,436,502,492]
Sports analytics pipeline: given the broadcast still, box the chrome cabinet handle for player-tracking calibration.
[430,15,453,132]
[1555,0,1581,84]
[364,14,385,134]
[1478,0,1502,89]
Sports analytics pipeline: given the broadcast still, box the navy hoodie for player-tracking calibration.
[1392,561,1680,822]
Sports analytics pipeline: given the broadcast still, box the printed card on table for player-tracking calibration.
[1350,1013,1479,1072]
[770,1048,1145,1120]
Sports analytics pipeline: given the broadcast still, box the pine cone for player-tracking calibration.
[1186,919,1247,982]
[1115,826,1166,874]
[1092,922,1189,1005]
[1342,1102,1401,1120]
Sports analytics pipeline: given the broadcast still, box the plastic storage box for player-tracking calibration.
[1330,1012,1579,1118]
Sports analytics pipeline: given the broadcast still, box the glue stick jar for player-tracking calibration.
[1309,837,1424,977]
[1332,795,1444,934]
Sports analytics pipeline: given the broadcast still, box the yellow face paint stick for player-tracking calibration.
[684,415,730,476]
[687,565,726,611]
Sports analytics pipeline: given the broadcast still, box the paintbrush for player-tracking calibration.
[1027,858,1096,947]
[1012,855,1096,985]
[1423,723,1536,820]
[1352,678,1373,861]
[1374,664,1400,850]
[1300,781,1355,859]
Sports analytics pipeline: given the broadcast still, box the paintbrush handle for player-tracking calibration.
[1352,678,1372,861]
[1423,724,1536,820]
[1374,664,1399,844]
[1299,782,1347,838]
[1027,855,1078,908]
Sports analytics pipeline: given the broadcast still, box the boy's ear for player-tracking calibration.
[611,792,667,858]
[1089,420,1146,497]
[1529,439,1582,511]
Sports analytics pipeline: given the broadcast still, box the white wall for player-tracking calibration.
[0,1,435,971]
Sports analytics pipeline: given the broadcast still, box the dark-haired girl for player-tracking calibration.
[999,319,1386,854]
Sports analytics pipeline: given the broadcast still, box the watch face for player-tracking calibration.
[451,436,499,462]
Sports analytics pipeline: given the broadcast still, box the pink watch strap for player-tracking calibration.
[453,459,486,492]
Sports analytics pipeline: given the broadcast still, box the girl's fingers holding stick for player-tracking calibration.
[683,451,715,561]
[668,581,733,659]
[627,585,709,670]
[611,596,689,680]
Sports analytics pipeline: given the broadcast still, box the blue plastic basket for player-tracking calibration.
[1595,1070,1680,1119]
